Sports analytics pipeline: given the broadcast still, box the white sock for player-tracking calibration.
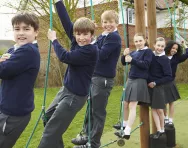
[169,118,173,123]
[123,121,128,127]
[161,129,165,133]
[165,116,169,119]
[124,126,131,135]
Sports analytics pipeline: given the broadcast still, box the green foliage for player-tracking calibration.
[0,48,7,56]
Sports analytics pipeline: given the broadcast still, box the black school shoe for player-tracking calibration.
[113,122,126,130]
[71,135,88,145]
[73,143,90,148]
[153,131,164,139]
[114,131,130,140]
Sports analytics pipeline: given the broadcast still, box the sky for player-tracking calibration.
[0,0,106,40]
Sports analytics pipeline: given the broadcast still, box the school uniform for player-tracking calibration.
[148,51,172,109]
[164,48,188,104]
[121,47,153,104]
[0,42,40,148]
[38,1,98,148]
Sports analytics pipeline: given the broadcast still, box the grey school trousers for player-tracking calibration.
[88,76,114,148]
[38,86,87,148]
[0,111,31,148]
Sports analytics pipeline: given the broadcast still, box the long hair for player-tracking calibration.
[164,40,183,56]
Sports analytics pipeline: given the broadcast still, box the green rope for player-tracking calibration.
[118,0,129,133]
[90,0,95,20]
[99,122,143,148]
[164,0,181,41]
[25,0,53,147]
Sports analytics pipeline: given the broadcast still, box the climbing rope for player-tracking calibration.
[25,0,53,147]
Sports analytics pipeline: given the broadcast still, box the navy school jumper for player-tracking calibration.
[54,1,98,96]
[0,43,40,116]
[169,48,188,81]
[148,53,172,85]
[121,48,153,79]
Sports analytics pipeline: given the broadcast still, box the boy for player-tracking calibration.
[71,10,122,148]
[37,0,98,148]
[0,12,40,148]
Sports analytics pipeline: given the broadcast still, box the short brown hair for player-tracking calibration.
[12,11,39,31]
[101,10,119,24]
[73,17,95,35]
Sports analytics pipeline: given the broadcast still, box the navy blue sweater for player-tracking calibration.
[56,1,121,78]
[94,32,121,78]
[0,43,40,116]
[169,48,188,81]
[55,1,98,96]
[148,54,172,85]
[121,48,153,79]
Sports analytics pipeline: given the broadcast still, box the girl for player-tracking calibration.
[148,37,172,139]
[164,41,188,126]
[114,33,153,139]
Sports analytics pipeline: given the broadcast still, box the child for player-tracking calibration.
[0,12,40,148]
[148,37,172,139]
[37,0,98,148]
[71,10,121,148]
[114,33,153,140]
[164,40,188,126]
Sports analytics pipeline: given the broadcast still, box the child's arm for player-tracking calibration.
[121,48,130,65]
[178,48,188,63]
[131,49,153,70]
[0,46,39,79]
[98,33,121,60]
[54,0,73,40]
[52,39,95,65]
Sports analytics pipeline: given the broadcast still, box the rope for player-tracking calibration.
[25,0,53,147]
[164,0,181,41]
[99,122,143,148]
[117,0,129,133]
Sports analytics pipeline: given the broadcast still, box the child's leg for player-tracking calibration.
[169,102,174,123]
[157,109,165,132]
[38,89,87,148]
[0,113,31,148]
[123,101,129,126]
[124,101,138,135]
[164,104,169,124]
[152,109,161,132]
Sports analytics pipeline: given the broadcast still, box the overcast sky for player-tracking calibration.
[0,0,107,40]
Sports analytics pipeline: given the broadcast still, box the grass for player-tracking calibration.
[14,84,188,148]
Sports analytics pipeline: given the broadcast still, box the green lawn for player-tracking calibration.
[14,84,188,148]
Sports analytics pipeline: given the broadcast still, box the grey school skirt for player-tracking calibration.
[125,78,150,104]
[164,81,180,104]
[149,85,166,109]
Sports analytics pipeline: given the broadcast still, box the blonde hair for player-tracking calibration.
[101,10,119,24]
[134,33,149,46]
[155,37,165,43]
[73,17,95,35]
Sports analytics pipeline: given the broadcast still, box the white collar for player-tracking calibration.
[102,28,117,36]
[136,46,148,51]
[14,40,37,51]
[168,56,173,59]
[153,51,165,56]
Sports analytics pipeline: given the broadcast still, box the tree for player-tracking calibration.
[179,0,188,5]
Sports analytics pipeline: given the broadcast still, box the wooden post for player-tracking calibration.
[134,0,150,148]
[146,0,157,134]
